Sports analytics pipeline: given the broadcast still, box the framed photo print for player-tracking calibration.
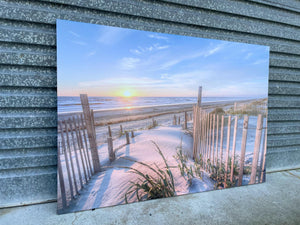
[57,19,269,214]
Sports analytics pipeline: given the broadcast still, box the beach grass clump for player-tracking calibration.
[122,141,175,203]
[118,130,125,137]
[210,107,225,115]
[243,165,251,175]
[173,139,203,184]
[208,157,239,189]
[227,99,267,116]
[147,119,158,129]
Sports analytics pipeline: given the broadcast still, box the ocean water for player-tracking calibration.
[58,96,252,113]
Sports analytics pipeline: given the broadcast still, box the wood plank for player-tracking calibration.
[230,116,238,183]
[260,119,268,183]
[219,115,224,168]
[80,94,101,172]
[224,115,231,187]
[238,115,249,186]
[215,114,219,167]
[198,86,202,106]
[184,111,187,129]
[63,121,79,195]
[212,114,215,166]
[75,115,91,179]
[72,116,88,184]
[68,118,83,189]
[250,114,263,184]
[108,125,112,138]
[125,131,130,145]
[107,137,115,162]
[120,124,123,134]
[80,114,93,174]
[58,121,74,198]
[57,151,67,209]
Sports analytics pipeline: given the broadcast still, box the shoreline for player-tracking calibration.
[58,98,261,126]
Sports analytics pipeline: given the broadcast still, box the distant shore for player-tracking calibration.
[58,98,259,126]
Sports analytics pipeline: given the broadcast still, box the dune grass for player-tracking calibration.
[122,141,175,203]
[173,139,202,184]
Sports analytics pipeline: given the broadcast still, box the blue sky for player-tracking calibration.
[57,19,269,98]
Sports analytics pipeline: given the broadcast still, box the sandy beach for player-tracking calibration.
[58,99,260,144]
[58,99,257,125]
[57,98,267,213]
[58,125,215,213]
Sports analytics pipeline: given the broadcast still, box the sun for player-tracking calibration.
[123,90,132,97]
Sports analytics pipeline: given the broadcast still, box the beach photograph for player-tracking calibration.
[56,20,269,214]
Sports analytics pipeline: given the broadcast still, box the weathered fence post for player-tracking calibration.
[178,116,180,125]
[197,86,202,106]
[224,115,231,187]
[107,137,115,162]
[68,118,83,188]
[184,112,187,129]
[80,114,93,174]
[219,115,224,168]
[58,152,67,209]
[125,131,130,145]
[90,109,96,138]
[108,125,112,138]
[208,114,212,169]
[72,116,88,183]
[250,114,263,184]
[58,121,74,198]
[152,118,156,127]
[74,115,91,179]
[80,94,101,172]
[215,114,219,166]
[192,106,198,159]
[205,113,210,170]
[63,121,79,195]
[173,115,177,125]
[120,125,123,134]
[211,114,216,167]
[131,130,135,138]
[238,115,249,186]
[260,119,267,183]
[230,116,238,183]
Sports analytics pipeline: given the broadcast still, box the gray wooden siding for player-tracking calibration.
[0,0,299,208]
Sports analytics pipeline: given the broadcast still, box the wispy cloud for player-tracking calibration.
[69,30,80,38]
[204,45,223,57]
[148,34,169,40]
[79,76,163,87]
[87,51,96,57]
[98,26,131,45]
[130,44,169,55]
[253,59,268,65]
[245,52,253,60]
[71,40,87,46]
[159,44,224,70]
[120,57,141,70]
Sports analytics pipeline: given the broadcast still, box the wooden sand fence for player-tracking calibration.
[58,94,101,209]
[192,106,267,187]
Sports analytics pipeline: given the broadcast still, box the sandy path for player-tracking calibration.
[61,126,214,213]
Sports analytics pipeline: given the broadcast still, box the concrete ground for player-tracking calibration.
[0,169,300,225]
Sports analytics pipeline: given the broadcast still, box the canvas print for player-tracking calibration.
[57,19,269,214]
